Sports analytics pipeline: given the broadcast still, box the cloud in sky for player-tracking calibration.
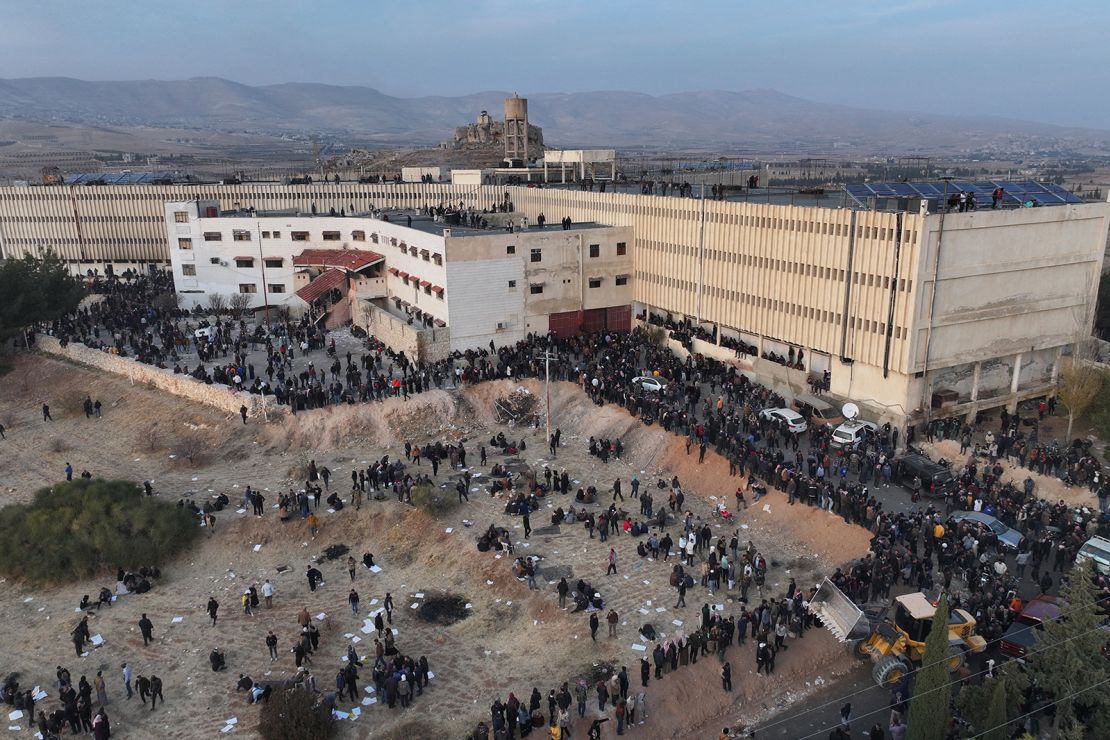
[0,0,1105,128]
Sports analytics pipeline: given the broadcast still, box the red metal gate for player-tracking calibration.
[605,305,631,332]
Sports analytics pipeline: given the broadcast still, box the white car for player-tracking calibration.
[830,419,878,449]
[632,376,667,393]
[194,325,217,340]
[758,407,808,434]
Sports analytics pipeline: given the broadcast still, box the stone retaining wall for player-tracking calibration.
[37,335,287,420]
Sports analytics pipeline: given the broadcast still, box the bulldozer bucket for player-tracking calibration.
[810,577,870,642]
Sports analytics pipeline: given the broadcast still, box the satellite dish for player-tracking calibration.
[842,402,860,420]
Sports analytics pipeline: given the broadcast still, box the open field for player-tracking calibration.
[0,353,873,737]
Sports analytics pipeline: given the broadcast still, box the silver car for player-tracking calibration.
[950,511,1023,550]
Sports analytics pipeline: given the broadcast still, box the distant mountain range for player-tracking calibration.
[1,76,1108,153]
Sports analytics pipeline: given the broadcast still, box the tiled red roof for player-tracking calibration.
[292,249,384,272]
[295,268,346,303]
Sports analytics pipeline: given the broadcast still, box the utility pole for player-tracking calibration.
[535,348,558,445]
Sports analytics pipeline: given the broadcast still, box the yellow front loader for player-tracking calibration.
[809,578,986,687]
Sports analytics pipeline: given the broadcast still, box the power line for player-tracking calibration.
[754,593,1108,736]
[790,618,1110,740]
[966,675,1110,739]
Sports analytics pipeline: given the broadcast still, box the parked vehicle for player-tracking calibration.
[791,394,844,428]
[631,376,667,393]
[950,511,1023,550]
[758,407,808,434]
[1077,536,1110,576]
[831,419,878,450]
[893,453,955,497]
[1000,595,1066,662]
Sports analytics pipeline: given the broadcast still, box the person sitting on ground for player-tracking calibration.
[97,587,113,609]
[235,674,253,693]
[210,648,227,672]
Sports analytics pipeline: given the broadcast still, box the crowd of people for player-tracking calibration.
[25,271,1110,738]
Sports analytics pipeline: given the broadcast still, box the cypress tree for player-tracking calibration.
[1028,560,1109,736]
[905,594,951,740]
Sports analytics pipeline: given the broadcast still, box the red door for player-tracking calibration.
[605,305,631,332]
[548,310,580,337]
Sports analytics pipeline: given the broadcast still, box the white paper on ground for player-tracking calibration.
[7,711,22,721]
[655,607,666,612]
[638,608,649,615]
[220,727,234,734]
[316,612,326,620]
[369,565,382,573]
[410,603,420,609]
[225,718,238,725]
[414,592,424,598]
[762,504,771,513]
[253,544,262,552]
[362,697,376,706]
[427,671,435,680]
[171,616,184,623]
[630,644,647,651]
[672,619,683,626]
[369,598,379,605]
[90,634,104,646]
[351,636,361,643]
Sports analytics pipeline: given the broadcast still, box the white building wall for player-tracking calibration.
[164,202,383,310]
[445,259,527,351]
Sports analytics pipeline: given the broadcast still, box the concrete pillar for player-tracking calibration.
[1007,352,1023,413]
[1050,346,1063,386]
[970,362,981,401]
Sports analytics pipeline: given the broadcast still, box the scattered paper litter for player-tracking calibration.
[225,718,238,726]
[171,616,184,623]
[362,697,376,706]
[414,592,424,598]
[762,504,771,513]
[655,607,666,613]
[253,544,262,552]
[316,612,326,621]
[410,603,420,609]
[630,644,647,652]
[7,711,22,722]
[672,619,684,626]
[740,524,749,529]
[465,603,473,609]
[89,634,104,646]
[369,565,382,573]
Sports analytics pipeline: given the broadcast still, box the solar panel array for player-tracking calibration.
[63,171,189,185]
[844,180,1083,208]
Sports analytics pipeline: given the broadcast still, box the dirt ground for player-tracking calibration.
[0,354,872,738]
[921,439,1101,509]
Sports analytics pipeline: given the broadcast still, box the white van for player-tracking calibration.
[1076,535,1110,575]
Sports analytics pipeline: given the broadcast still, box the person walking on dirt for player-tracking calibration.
[607,548,617,575]
[138,614,154,646]
[613,479,623,501]
[206,597,219,625]
[239,405,248,424]
[43,403,52,421]
[607,609,619,638]
[348,589,360,615]
[589,613,599,641]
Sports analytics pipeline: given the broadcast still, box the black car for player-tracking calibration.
[892,453,954,497]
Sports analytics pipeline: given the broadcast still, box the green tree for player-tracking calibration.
[957,662,1027,738]
[906,594,951,740]
[0,252,85,348]
[1028,559,1110,737]
[0,479,199,584]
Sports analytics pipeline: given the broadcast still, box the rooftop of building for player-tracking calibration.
[845,179,1083,210]
[386,212,615,238]
[292,248,384,272]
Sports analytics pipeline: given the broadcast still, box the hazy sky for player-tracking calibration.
[1,0,1106,128]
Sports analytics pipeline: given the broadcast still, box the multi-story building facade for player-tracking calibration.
[5,180,1108,427]
[164,200,633,357]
